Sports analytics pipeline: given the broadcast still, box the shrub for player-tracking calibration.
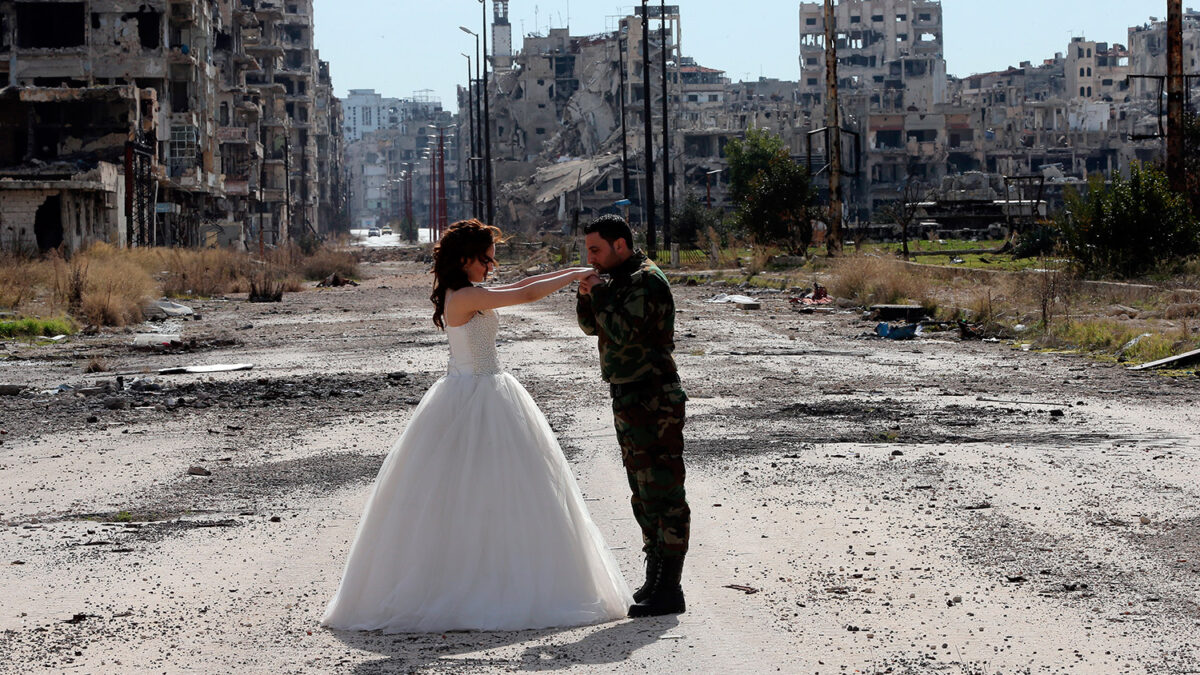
[826,256,936,309]
[159,248,254,298]
[0,317,75,338]
[1058,164,1199,277]
[50,244,157,327]
[1013,223,1061,259]
[299,247,359,281]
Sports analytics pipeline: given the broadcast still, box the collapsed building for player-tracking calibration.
[0,0,345,256]
[465,1,1199,239]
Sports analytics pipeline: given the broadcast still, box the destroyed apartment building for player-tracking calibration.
[465,1,1199,237]
[0,0,346,256]
[475,3,818,233]
[341,89,461,233]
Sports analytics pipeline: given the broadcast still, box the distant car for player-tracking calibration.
[381,227,393,236]
[367,227,381,237]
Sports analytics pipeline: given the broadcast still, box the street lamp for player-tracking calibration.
[461,51,478,219]
[476,0,494,225]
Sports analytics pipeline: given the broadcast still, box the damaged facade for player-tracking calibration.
[342,89,460,233]
[468,1,1200,238]
[0,0,345,255]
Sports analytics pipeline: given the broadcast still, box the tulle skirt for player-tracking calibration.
[320,372,632,633]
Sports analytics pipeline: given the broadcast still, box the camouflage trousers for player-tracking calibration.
[613,394,690,559]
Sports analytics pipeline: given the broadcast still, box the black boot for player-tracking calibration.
[632,552,661,604]
[628,556,685,617]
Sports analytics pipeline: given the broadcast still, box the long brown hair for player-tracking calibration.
[431,219,503,329]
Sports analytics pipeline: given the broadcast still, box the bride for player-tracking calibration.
[321,220,632,633]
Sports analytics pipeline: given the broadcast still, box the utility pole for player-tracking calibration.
[1167,0,1185,193]
[618,26,630,201]
[463,53,478,220]
[824,0,843,256]
[437,127,448,235]
[480,0,495,225]
[641,0,657,254]
[660,0,672,252]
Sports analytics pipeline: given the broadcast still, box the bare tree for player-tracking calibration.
[879,174,925,260]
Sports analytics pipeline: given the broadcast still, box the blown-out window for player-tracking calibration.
[17,3,86,48]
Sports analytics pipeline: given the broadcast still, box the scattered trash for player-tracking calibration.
[874,323,921,340]
[963,502,993,510]
[1005,575,1028,583]
[976,397,1064,407]
[790,285,832,307]
[1128,347,1200,371]
[187,466,212,477]
[724,584,760,595]
[951,257,965,264]
[1117,333,1154,362]
[44,334,68,343]
[957,320,985,340]
[145,300,195,320]
[706,293,761,310]
[870,304,926,323]
[317,273,360,288]
[157,364,254,376]
[133,334,182,349]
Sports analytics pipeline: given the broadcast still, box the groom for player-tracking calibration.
[576,214,690,617]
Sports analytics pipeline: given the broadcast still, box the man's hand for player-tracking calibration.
[578,273,605,296]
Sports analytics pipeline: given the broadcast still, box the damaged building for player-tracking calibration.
[452,1,1197,238]
[342,89,460,233]
[0,0,345,256]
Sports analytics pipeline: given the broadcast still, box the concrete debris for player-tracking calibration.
[133,334,182,349]
[1128,347,1200,372]
[707,294,762,310]
[146,301,196,319]
[871,305,927,323]
[317,273,359,288]
[157,364,255,376]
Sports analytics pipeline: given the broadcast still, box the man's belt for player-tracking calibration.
[609,373,681,399]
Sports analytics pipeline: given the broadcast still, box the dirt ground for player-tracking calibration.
[1,257,1198,674]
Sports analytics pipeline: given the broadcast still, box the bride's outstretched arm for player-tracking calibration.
[489,267,592,291]
[447,268,594,316]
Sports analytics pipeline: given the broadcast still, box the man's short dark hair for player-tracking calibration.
[584,214,634,248]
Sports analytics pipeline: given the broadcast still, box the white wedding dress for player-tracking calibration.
[321,309,632,633]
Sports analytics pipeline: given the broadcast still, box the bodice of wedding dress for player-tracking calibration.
[446,310,501,376]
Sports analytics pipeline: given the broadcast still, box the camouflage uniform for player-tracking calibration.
[577,251,690,559]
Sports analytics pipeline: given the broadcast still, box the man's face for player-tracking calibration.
[586,233,628,273]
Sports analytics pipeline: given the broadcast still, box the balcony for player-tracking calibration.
[169,0,197,25]
[217,127,250,144]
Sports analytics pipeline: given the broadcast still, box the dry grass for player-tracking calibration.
[297,247,359,281]
[2,241,351,327]
[825,255,938,312]
[50,244,158,327]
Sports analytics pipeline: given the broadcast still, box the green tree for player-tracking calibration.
[1185,111,1200,215]
[1058,163,1199,277]
[725,128,789,206]
[671,192,721,247]
[726,128,818,254]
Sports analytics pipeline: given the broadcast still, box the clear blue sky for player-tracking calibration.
[313,1,1169,109]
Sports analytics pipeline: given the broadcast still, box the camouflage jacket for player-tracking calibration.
[577,252,685,398]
